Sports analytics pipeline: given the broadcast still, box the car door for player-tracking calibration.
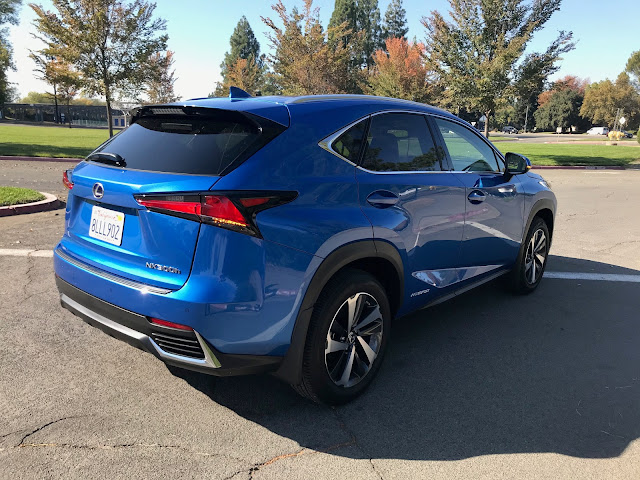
[431,116,525,269]
[354,112,467,312]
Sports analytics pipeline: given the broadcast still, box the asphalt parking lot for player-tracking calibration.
[1,162,639,479]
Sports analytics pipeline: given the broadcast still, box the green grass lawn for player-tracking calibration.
[0,186,45,206]
[496,142,640,166]
[0,123,111,158]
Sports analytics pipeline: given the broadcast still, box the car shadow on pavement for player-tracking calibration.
[170,255,640,461]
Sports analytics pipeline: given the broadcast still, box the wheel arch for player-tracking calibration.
[525,197,556,244]
[274,239,404,384]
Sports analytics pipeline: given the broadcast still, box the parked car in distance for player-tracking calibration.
[622,130,634,138]
[586,126,609,135]
[502,125,518,134]
[54,91,556,405]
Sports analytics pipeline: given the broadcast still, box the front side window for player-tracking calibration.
[362,113,442,172]
[434,118,501,172]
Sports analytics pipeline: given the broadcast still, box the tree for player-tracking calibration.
[381,0,408,41]
[626,50,640,88]
[534,88,584,131]
[423,0,574,137]
[328,0,381,70]
[145,50,179,104]
[0,0,21,105]
[262,0,360,95]
[20,91,52,103]
[368,37,434,103]
[215,55,264,96]
[30,0,168,137]
[580,72,640,128]
[218,16,264,94]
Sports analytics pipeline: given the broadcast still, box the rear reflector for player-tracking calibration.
[62,170,74,190]
[149,317,193,331]
[134,191,297,237]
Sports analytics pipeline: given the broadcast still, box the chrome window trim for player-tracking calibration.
[318,109,452,175]
[55,247,173,295]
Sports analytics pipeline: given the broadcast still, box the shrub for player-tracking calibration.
[637,127,640,144]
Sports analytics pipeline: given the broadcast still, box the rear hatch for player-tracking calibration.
[60,106,286,290]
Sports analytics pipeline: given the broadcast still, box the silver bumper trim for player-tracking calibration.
[61,293,221,370]
[55,247,173,295]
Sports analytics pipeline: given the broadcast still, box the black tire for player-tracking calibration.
[292,269,391,405]
[508,216,550,294]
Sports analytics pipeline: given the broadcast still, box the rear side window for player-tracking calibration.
[92,110,277,175]
[331,119,367,163]
[362,113,442,172]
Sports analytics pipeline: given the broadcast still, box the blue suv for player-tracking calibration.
[55,92,556,404]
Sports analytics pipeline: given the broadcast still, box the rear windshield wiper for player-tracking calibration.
[86,152,126,167]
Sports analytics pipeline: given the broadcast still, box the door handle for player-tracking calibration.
[467,190,486,204]
[366,191,399,208]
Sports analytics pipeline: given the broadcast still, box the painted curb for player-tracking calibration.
[531,165,627,170]
[0,192,61,217]
[0,155,81,163]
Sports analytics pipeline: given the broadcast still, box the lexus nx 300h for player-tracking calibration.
[55,92,556,404]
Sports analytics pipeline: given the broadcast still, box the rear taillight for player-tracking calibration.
[134,191,297,237]
[62,169,74,190]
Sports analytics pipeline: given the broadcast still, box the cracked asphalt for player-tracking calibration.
[1,164,640,479]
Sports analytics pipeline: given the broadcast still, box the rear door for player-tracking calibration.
[60,108,280,290]
[431,117,525,268]
[354,112,467,309]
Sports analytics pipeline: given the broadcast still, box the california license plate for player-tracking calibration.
[89,205,125,246]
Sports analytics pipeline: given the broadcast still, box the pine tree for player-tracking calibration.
[218,16,264,95]
[328,0,381,70]
[263,0,361,95]
[381,0,408,41]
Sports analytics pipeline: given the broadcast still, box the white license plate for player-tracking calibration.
[89,205,125,246]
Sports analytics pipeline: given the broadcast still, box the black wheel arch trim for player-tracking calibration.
[525,197,556,244]
[274,239,404,384]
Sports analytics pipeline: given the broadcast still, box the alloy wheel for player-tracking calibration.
[524,228,547,285]
[324,292,383,388]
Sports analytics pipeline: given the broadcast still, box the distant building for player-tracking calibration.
[0,103,128,128]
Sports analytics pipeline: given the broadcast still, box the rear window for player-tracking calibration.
[92,110,274,175]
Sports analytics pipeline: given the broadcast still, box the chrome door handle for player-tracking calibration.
[467,190,486,204]
[367,191,399,208]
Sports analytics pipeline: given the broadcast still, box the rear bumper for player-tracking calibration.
[56,277,282,376]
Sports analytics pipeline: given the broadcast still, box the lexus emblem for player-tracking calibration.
[92,183,104,199]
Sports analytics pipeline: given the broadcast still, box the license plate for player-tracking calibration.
[89,205,125,246]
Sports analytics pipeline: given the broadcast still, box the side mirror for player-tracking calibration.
[505,152,532,175]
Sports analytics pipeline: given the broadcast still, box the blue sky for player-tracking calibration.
[7,0,637,100]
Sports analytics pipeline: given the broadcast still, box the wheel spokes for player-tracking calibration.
[337,345,356,387]
[353,305,381,335]
[325,292,384,389]
[326,337,349,355]
[346,294,365,332]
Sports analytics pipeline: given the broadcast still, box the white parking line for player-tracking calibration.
[0,248,53,258]
[544,272,640,282]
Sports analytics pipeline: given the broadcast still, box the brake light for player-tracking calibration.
[149,317,193,331]
[134,191,297,237]
[62,169,74,189]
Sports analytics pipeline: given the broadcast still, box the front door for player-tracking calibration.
[431,117,525,269]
